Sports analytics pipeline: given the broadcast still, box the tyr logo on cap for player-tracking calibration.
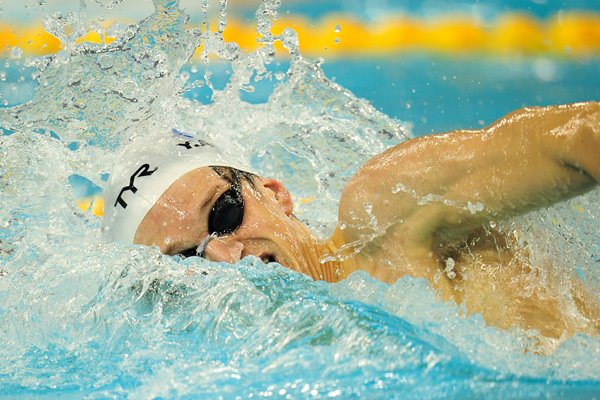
[172,128,213,148]
[114,164,158,209]
[177,140,212,150]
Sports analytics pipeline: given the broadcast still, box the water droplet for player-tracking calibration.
[9,46,23,59]
[117,80,140,100]
[467,201,484,214]
[334,24,341,33]
[533,58,558,82]
[281,28,299,53]
[68,72,82,86]
[97,54,113,70]
[444,257,456,279]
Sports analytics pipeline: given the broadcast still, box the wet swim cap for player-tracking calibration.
[102,129,252,243]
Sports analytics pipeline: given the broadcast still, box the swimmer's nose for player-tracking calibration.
[203,238,244,264]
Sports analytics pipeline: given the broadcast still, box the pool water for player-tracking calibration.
[1,0,599,399]
[176,56,600,135]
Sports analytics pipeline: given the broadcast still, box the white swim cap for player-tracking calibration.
[102,128,252,243]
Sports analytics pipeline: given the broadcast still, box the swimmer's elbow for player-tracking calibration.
[557,103,600,183]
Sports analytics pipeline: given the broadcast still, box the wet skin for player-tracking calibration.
[134,167,338,281]
[135,102,600,346]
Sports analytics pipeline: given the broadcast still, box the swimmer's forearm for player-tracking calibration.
[438,102,599,223]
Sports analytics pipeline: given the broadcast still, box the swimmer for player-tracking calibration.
[104,102,600,344]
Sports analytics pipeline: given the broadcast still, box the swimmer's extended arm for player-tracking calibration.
[336,102,599,251]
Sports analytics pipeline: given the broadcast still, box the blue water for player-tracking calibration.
[322,57,600,135]
[1,1,600,399]
[255,0,600,23]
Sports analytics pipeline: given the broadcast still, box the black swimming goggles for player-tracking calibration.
[208,185,244,236]
[178,182,245,259]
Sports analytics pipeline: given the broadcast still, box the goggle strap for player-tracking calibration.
[196,233,217,257]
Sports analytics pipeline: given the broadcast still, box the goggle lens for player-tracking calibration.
[208,187,244,236]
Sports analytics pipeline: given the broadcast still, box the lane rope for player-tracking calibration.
[1,12,600,58]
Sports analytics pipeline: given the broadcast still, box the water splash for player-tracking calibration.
[1,0,199,146]
[0,0,599,398]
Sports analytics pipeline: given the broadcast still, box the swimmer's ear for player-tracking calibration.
[260,178,293,216]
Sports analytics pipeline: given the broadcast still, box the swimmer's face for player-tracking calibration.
[134,167,317,272]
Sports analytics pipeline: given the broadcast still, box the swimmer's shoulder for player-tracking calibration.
[336,131,475,234]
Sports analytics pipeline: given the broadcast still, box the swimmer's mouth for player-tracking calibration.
[259,253,277,264]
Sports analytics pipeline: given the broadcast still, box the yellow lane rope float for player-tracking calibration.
[1,12,600,58]
[76,196,105,217]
